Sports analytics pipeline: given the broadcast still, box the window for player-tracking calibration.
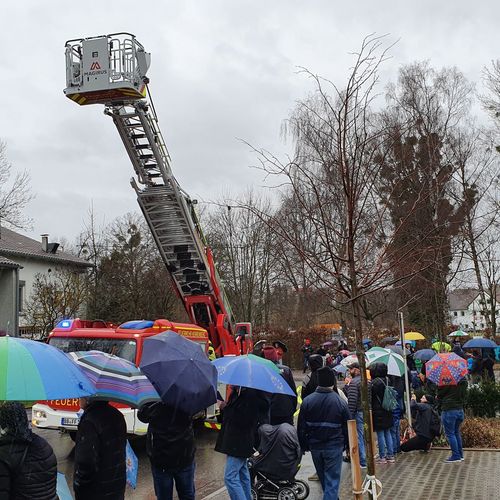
[453,312,458,317]
[18,281,25,314]
[461,311,465,316]
[48,337,137,363]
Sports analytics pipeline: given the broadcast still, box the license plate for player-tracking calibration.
[61,417,79,426]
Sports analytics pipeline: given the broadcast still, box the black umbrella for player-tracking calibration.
[140,331,218,415]
[381,336,399,346]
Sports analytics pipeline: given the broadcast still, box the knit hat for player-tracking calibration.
[317,367,336,387]
[0,402,32,441]
[262,346,278,363]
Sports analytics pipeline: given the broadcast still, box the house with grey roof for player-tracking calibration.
[448,288,500,332]
[0,227,92,336]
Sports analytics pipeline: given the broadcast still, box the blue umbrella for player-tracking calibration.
[414,349,436,362]
[140,331,217,415]
[333,364,348,374]
[213,355,295,396]
[462,338,498,349]
[362,338,372,345]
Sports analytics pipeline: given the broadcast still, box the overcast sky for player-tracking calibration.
[1,1,500,245]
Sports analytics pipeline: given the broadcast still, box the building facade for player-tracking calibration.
[0,227,92,336]
[448,288,500,332]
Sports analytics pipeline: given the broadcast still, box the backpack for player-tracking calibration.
[380,378,399,412]
[429,408,442,438]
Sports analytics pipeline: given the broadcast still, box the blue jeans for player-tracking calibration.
[152,462,195,500]
[224,456,252,500]
[355,411,367,467]
[310,446,343,500]
[390,398,403,453]
[376,429,394,459]
[442,409,464,460]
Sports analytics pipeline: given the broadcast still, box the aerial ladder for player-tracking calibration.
[64,33,251,356]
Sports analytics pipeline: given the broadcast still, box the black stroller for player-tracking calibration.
[249,423,310,500]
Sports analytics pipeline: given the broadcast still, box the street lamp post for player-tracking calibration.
[398,311,412,428]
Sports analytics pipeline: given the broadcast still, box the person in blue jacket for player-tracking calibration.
[298,367,350,500]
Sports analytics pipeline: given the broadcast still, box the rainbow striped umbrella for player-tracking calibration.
[68,351,159,408]
[425,353,468,386]
[0,337,94,401]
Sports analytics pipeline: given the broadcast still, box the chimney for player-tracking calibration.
[41,234,49,252]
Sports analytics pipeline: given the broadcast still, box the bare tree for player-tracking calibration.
[25,269,88,338]
[240,35,442,483]
[0,140,33,230]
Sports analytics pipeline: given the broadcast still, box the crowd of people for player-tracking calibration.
[0,335,496,500]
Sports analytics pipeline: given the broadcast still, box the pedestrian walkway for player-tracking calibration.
[202,449,500,499]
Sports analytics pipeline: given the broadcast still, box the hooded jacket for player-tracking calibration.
[370,363,393,431]
[74,401,127,500]
[215,388,268,458]
[0,434,57,500]
[138,402,195,470]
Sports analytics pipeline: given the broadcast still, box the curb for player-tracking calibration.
[431,446,500,452]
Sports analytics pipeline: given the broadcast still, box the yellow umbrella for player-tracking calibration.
[404,331,425,341]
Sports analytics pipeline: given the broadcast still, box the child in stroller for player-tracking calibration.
[249,423,309,500]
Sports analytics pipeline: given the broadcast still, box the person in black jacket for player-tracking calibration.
[401,394,435,453]
[138,402,195,500]
[215,387,268,500]
[298,367,350,500]
[370,363,395,464]
[74,398,127,500]
[301,354,324,400]
[0,402,57,500]
[262,347,297,425]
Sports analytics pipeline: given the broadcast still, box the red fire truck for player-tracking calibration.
[32,33,252,434]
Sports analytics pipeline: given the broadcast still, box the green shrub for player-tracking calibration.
[465,381,500,418]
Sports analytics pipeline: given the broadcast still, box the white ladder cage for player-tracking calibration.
[65,33,150,90]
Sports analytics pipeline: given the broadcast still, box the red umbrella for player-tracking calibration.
[425,353,467,386]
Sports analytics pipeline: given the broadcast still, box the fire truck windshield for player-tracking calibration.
[49,337,137,363]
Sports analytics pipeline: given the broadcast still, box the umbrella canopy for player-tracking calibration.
[0,337,94,401]
[212,355,295,396]
[322,341,333,347]
[425,353,468,386]
[431,341,452,352]
[404,331,425,341]
[386,344,410,356]
[448,330,469,338]
[362,338,372,345]
[414,349,436,362]
[462,338,498,349]
[365,347,405,376]
[140,331,218,415]
[68,351,159,408]
[340,354,359,367]
[247,354,281,373]
[381,336,399,346]
[339,349,351,356]
[333,364,348,374]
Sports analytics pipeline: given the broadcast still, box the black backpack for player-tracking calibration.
[429,408,442,438]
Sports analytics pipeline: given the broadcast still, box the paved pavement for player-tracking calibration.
[35,369,500,499]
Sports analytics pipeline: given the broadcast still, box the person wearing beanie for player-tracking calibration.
[263,347,297,425]
[401,394,440,453]
[0,402,57,500]
[301,354,325,400]
[298,367,350,500]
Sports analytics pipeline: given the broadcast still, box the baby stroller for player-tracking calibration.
[249,423,310,500]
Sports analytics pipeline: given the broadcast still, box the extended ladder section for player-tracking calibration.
[63,33,246,352]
